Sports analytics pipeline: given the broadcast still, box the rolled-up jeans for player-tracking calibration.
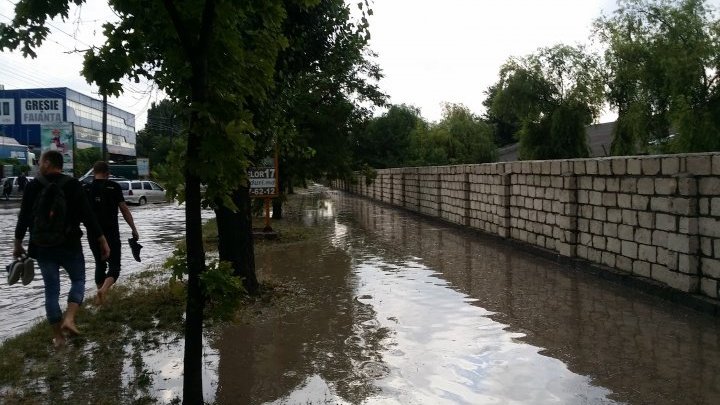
[35,246,86,325]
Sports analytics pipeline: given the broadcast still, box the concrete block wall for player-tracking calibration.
[417,167,441,217]
[440,166,469,226]
[573,156,701,294]
[468,164,508,236]
[404,169,420,210]
[334,152,720,302]
[696,155,720,299]
[509,161,563,253]
[371,174,381,200]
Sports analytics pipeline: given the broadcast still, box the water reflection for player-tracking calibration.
[342,195,720,405]
[353,258,615,404]
[216,235,386,404]
[121,333,218,403]
[217,191,720,405]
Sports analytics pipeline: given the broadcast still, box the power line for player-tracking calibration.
[3,0,95,50]
[1,2,159,128]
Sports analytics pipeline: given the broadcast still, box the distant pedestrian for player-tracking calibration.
[2,177,11,200]
[84,161,139,305]
[13,150,110,347]
[17,172,28,193]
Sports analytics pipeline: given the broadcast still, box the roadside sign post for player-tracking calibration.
[264,198,272,231]
[248,155,279,233]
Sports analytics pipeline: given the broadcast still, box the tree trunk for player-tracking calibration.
[214,185,259,293]
[272,172,285,219]
[182,12,213,405]
[183,130,206,405]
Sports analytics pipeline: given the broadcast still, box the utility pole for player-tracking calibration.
[102,93,108,161]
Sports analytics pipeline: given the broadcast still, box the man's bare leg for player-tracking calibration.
[97,277,115,305]
[60,302,81,335]
[95,284,103,305]
[51,323,65,347]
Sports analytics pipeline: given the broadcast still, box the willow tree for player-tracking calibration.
[487,44,605,160]
[250,0,384,219]
[596,0,720,154]
[354,104,424,169]
[1,0,312,402]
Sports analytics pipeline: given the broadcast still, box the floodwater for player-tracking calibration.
[3,188,720,404]
[0,202,212,342]
[216,190,720,405]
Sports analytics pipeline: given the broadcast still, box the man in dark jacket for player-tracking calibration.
[17,171,28,193]
[85,161,139,305]
[13,150,110,347]
[2,177,11,200]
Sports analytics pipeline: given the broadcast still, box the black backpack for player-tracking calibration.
[84,180,109,227]
[32,175,72,247]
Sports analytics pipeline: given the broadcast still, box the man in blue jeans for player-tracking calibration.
[13,150,110,347]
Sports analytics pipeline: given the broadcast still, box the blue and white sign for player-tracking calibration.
[137,157,150,177]
[21,98,63,124]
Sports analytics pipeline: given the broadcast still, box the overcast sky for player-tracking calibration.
[2,0,711,130]
[367,0,618,122]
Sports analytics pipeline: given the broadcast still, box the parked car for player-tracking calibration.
[79,174,128,185]
[1,176,34,197]
[116,180,166,205]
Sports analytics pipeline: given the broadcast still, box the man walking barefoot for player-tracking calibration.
[14,151,110,347]
[85,161,139,305]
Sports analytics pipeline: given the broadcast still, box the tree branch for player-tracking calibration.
[162,0,194,60]
[197,0,217,58]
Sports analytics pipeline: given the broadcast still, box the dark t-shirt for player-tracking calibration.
[85,179,125,237]
[17,175,28,191]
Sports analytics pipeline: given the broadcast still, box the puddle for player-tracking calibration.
[121,332,219,403]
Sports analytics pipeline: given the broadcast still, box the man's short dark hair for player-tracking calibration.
[41,150,63,169]
[93,161,110,174]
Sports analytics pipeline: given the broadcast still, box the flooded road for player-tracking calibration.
[0,202,212,342]
[217,190,720,405]
[3,188,719,404]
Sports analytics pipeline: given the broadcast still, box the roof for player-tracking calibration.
[0,136,22,146]
[497,121,616,162]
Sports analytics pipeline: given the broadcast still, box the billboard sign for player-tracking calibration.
[248,156,278,197]
[40,122,75,175]
[21,98,63,124]
[137,157,150,176]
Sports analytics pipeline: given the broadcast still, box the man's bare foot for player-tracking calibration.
[60,320,80,336]
[96,288,106,306]
[52,336,66,348]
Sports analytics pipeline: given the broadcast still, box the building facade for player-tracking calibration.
[0,87,136,159]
